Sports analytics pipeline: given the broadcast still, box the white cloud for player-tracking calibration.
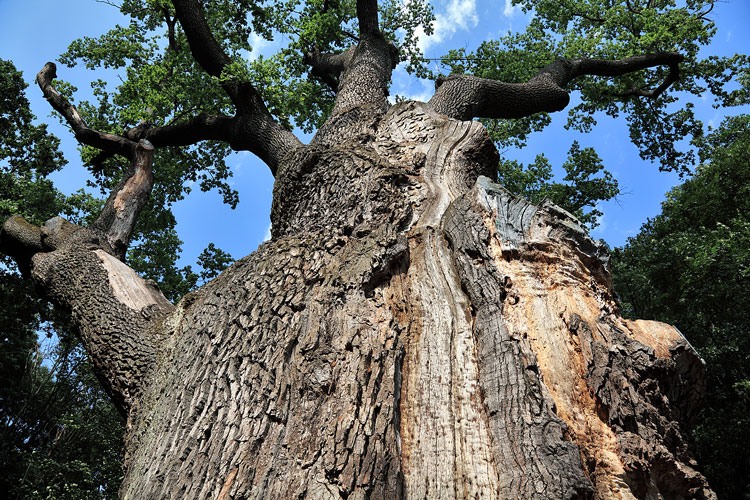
[503,0,520,17]
[590,208,608,237]
[262,223,272,242]
[416,0,479,54]
[245,33,276,61]
[390,66,435,102]
[446,0,478,29]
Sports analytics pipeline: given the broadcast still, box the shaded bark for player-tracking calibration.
[1,214,173,417]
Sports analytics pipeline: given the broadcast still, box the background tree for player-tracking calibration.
[0,0,747,497]
[612,112,750,499]
[0,57,124,499]
[0,57,234,497]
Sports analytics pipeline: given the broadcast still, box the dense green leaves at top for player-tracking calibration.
[438,0,748,174]
[60,0,434,133]
[612,113,750,498]
[498,141,618,228]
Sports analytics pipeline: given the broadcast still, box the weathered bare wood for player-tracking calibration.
[110,103,715,498]
[93,140,155,259]
[3,2,711,495]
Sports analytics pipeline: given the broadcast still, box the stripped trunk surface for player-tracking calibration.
[22,102,712,499]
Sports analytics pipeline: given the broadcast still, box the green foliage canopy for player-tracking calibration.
[612,113,750,498]
[1,58,124,499]
[48,1,748,234]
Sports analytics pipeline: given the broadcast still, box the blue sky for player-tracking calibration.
[1,0,748,268]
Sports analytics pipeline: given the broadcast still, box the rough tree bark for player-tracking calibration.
[0,0,714,498]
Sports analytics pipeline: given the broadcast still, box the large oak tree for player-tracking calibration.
[2,0,743,497]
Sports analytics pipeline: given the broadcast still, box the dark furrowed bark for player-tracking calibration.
[111,102,714,498]
[309,0,398,119]
[10,4,711,494]
[0,213,174,418]
[31,238,173,418]
[0,215,43,277]
[1,130,169,419]
[1,96,716,497]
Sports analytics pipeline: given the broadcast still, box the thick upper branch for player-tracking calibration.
[304,47,356,91]
[170,0,301,171]
[125,113,235,146]
[428,52,684,121]
[357,0,381,39]
[319,0,398,118]
[0,216,44,277]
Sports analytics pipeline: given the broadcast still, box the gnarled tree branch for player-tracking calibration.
[171,0,300,171]
[37,64,157,259]
[304,47,356,92]
[124,113,235,147]
[1,210,174,417]
[428,52,685,121]
[0,216,44,277]
[93,140,155,259]
[37,62,136,159]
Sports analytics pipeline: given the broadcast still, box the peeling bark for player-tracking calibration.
[5,102,710,498]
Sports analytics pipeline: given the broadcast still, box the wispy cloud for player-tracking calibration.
[503,0,520,17]
[590,207,608,237]
[244,33,278,61]
[390,66,435,103]
[415,0,479,53]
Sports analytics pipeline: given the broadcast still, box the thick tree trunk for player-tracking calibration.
[14,102,713,499]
